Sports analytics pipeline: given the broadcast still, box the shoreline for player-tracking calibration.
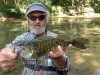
[0,15,100,21]
[51,15,100,19]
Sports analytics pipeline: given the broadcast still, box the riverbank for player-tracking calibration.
[0,16,25,22]
[52,15,100,19]
[0,15,100,21]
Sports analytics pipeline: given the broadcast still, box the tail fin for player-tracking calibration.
[72,38,89,49]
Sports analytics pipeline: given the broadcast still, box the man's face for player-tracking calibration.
[28,11,46,34]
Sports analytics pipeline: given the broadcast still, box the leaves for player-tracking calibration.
[0,0,100,18]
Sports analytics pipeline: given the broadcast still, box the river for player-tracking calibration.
[0,17,100,75]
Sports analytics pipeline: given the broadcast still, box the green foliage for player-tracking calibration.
[0,0,100,18]
[0,8,3,17]
[3,6,24,18]
[90,0,100,13]
[94,4,100,13]
[0,12,3,17]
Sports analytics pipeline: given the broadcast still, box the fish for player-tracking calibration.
[12,37,89,59]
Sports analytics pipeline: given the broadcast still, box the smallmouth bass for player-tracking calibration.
[12,37,89,59]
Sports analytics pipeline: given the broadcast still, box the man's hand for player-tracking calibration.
[48,44,72,68]
[0,48,19,71]
[48,44,72,59]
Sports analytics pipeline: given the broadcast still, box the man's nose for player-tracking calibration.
[35,18,40,23]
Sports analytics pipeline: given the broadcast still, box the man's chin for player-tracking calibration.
[30,30,45,34]
[29,26,46,34]
[34,26,41,29]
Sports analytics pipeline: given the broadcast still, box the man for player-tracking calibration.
[0,2,72,75]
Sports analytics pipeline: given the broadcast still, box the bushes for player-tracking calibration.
[2,7,25,18]
[0,11,3,17]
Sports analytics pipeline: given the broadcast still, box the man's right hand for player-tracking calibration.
[0,48,19,71]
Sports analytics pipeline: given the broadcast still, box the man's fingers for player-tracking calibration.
[48,44,72,59]
[2,64,15,71]
[1,48,18,59]
[65,44,72,51]
[48,45,64,58]
[57,45,64,55]
[49,51,58,57]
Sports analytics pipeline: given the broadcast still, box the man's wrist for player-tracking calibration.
[52,57,60,60]
[51,55,64,60]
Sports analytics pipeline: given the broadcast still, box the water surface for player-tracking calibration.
[0,17,100,75]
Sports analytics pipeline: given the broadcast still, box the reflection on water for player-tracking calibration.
[0,20,28,49]
[0,17,100,75]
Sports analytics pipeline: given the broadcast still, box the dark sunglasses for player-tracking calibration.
[28,15,46,21]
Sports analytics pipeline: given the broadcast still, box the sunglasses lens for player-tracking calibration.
[29,16,36,21]
[38,15,45,20]
[29,15,45,21]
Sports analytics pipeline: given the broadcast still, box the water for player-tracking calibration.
[0,17,100,75]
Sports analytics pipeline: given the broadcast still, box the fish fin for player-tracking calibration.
[73,43,87,49]
[74,38,89,44]
[72,38,89,49]
[57,35,71,40]
[39,36,54,40]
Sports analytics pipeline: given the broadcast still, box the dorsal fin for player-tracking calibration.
[39,36,55,40]
[56,35,70,40]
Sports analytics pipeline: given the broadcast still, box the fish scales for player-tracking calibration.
[30,38,68,58]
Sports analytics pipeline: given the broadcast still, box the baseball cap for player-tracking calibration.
[26,2,46,16]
